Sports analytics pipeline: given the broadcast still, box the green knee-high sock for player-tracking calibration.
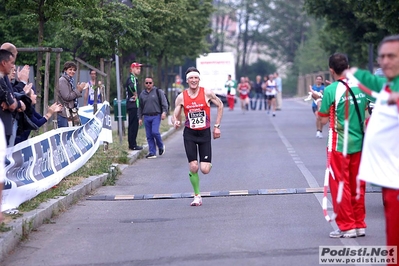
[189,172,200,195]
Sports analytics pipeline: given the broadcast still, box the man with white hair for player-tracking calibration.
[172,67,224,206]
[347,34,399,261]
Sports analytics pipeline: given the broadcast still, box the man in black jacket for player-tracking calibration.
[0,49,26,146]
[125,62,143,150]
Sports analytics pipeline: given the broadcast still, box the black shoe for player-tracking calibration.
[145,153,156,159]
[131,146,143,150]
[159,145,165,156]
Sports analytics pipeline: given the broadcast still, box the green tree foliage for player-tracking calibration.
[0,0,214,103]
[212,0,311,75]
[230,0,273,74]
[266,0,312,64]
[293,19,329,75]
[304,0,392,67]
[131,0,213,88]
[53,1,147,64]
[2,0,98,111]
[243,59,276,81]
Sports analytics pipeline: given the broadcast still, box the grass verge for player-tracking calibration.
[4,119,173,219]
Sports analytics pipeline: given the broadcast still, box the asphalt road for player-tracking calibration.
[2,98,386,266]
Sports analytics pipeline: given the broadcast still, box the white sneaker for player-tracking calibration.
[329,229,357,238]
[318,131,323,138]
[356,228,366,237]
[190,195,202,206]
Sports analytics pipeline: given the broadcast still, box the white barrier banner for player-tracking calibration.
[2,102,112,211]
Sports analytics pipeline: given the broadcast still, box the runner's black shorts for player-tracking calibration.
[266,95,275,100]
[183,127,212,163]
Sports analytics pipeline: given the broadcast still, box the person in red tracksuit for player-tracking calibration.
[314,53,368,239]
[225,74,236,111]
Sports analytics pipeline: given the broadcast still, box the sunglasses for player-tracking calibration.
[145,82,153,84]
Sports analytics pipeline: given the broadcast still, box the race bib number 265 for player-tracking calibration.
[189,111,206,129]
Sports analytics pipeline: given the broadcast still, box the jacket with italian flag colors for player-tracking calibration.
[354,69,399,189]
[318,78,368,154]
[354,69,399,93]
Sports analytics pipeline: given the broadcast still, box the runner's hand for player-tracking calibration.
[173,120,180,129]
[213,127,221,139]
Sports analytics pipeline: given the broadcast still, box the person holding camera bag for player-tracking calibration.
[57,61,86,128]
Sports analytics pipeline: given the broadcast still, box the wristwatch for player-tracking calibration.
[214,124,220,128]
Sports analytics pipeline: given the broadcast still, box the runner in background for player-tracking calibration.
[309,75,325,138]
[265,74,277,116]
[237,77,250,113]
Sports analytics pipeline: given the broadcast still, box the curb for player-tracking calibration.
[0,126,176,261]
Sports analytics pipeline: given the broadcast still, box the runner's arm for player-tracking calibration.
[172,93,183,127]
[206,89,223,125]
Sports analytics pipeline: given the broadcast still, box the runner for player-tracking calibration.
[172,67,224,206]
[237,77,250,113]
[309,75,325,138]
[265,74,278,116]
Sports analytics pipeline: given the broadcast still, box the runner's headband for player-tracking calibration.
[186,71,200,81]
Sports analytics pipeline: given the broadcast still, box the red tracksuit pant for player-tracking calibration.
[329,150,366,231]
[227,94,235,110]
[382,187,399,266]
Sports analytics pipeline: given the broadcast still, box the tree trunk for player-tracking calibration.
[241,2,250,76]
[34,0,46,114]
[235,11,243,75]
[220,13,226,52]
[164,55,168,91]
[157,55,163,90]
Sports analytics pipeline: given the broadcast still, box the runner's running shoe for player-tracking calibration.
[190,195,202,206]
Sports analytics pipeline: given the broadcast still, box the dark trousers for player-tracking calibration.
[144,114,163,155]
[128,108,139,149]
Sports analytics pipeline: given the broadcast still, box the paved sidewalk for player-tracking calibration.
[0,126,176,261]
